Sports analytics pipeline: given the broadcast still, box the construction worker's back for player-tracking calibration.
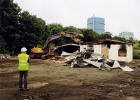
[18,53,29,71]
[18,47,30,91]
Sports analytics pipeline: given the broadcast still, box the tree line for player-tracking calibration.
[0,0,140,57]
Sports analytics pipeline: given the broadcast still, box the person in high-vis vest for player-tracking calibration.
[18,47,30,91]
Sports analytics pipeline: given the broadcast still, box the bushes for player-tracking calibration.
[133,49,140,59]
[133,41,140,59]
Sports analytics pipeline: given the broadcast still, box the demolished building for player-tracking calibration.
[54,44,80,56]
[53,40,134,71]
[93,39,133,62]
[79,39,133,62]
[54,39,133,62]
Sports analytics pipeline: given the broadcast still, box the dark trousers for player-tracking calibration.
[19,71,28,89]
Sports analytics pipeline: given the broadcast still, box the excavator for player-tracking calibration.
[31,32,83,59]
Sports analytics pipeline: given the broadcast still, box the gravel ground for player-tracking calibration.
[0,58,140,100]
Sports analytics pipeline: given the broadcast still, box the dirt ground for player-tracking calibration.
[0,58,140,100]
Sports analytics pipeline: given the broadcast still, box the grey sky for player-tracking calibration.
[14,0,140,40]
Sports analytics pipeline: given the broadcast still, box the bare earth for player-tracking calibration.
[0,58,140,100]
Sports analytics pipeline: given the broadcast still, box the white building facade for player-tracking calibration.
[93,42,133,62]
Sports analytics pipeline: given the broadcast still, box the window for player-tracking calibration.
[118,45,127,57]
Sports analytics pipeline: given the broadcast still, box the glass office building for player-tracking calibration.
[119,32,134,40]
[87,17,105,34]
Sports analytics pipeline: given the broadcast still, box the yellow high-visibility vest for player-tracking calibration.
[18,53,29,71]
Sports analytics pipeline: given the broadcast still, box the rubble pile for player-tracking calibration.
[65,50,134,71]
[0,54,11,61]
[45,56,66,63]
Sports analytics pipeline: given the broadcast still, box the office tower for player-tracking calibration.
[87,16,105,34]
[119,32,134,39]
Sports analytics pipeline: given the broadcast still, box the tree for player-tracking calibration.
[0,0,49,54]
[104,32,112,35]
[60,26,82,45]
[0,0,21,53]
[98,33,112,40]
[112,36,126,42]
[139,40,140,48]
[47,23,63,35]
[79,29,98,43]
[17,11,49,53]
[0,35,8,53]
[63,26,81,33]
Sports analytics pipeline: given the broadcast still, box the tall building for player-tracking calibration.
[87,16,105,34]
[119,32,134,39]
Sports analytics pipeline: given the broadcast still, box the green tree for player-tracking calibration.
[0,0,21,53]
[47,23,63,35]
[47,24,67,46]
[0,0,49,54]
[79,29,98,43]
[0,35,8,53]
[63,26,80,33]
[112,36,126,42]
[61,26,82,45]
[99,33,112,40]
[133,40,140,59]
[139,40,140,48]
[17,11,49,53]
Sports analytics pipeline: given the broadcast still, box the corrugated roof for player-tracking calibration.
[99,39,125,44]
[98,39,133,45]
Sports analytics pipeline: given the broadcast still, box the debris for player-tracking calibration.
[43,56,66,64]
[0,54,11,61]
[127,78,135,83]
[120,66,134,72]
[65,50,105,68]
[61,50,79,56]
[64,49,134,71]
[61,51,72,56]
[28,82,48,88]
[104,60,121,69]
[83,59,102,68]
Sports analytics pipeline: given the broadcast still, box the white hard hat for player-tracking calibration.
[21,47,27,52]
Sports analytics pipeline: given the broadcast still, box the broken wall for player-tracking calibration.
[54,44,80,56]
[92,44,133,62]
[80,45,88,52]
[118,44,127,57]
[109,44,133,62]
[94,45,102,54]
[101,45,109,57]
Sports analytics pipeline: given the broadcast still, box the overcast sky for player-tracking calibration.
[14,0,140,40]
